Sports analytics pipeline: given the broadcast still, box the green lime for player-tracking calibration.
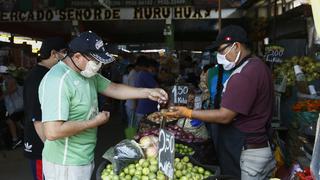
[142,167,150,175]
[142,161,149,168]
[198,167,205,174]
[125,174,131,180]
[182,156,189,163]
[129,164,135,169]
[150,165,158,173]
[175,170,182,178]
[123,167,129,174]
[129,168,136,176]
[148,173,156,179]
[141,175,149,180]
[132,175,140,180]
[139,159,146,165]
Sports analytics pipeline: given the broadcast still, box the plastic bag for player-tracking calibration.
[311,114,320,180]
[102,146,114,163]
[177,118,209,140]
[112,139,144,174]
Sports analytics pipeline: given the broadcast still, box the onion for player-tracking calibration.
[139,135,159,149]
[187,134,194,139]
[145,145,158,158]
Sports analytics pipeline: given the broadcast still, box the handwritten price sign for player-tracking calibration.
[158,129,175,179]
[265,45,285,63]
[171,85,189,105]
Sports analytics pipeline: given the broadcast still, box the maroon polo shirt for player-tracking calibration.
[221,57,274,144]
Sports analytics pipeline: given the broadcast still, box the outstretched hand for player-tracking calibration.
[147,88,168,104]
[165,106,193,119]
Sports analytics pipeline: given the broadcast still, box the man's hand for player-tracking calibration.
[147,88,168,104]
[166,106,193,119]
[43,111,111,141]
[90,111,110,128]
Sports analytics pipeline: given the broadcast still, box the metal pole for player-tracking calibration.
[218,0,222,32]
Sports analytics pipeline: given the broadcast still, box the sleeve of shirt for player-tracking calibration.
[39,74,70,122]
[95,74,111,93]
[221,74,257,115]
[140,73,157,88]
[31,87,42,122]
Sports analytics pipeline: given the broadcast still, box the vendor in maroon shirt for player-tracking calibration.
[167,25,276,179]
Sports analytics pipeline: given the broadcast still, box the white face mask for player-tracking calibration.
[217,43,241,70]
[80,60,102,78]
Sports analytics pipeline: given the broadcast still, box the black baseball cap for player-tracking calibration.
[68,31,114,64]
[207,25,249,50]
[40,37,67,59]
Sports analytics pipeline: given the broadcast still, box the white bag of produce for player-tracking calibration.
[177,118,209,140]
[311,114,320,180]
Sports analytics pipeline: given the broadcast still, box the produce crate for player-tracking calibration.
[175,139,218,166]
[96,157,221,180]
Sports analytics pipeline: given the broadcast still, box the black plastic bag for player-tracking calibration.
[112,139,144,174]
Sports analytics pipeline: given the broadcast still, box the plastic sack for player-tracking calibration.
[177,118,209,140]
[112,139,144,175]
[102,146,114,163]
[311,114,320,180]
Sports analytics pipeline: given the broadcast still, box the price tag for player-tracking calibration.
[158,129,175,179]
[171,85,189,105]
[264,45,285,63]
[194,94,202,110]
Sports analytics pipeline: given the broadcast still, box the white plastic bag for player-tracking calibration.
[311,113,320,180]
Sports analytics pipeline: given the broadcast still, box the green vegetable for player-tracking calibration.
[100,156,214,180]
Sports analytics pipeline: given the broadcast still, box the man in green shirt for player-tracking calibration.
[39,31,168,180]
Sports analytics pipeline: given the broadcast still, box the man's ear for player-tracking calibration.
[50,49,57,58]
[73,52,82,60]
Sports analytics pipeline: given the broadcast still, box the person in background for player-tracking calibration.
[125,55,148,126]
[0,65,23,149]
[198,64,212,110]
[23,37,67,180]
[205,61,232,159]
[167,25,276,179]
[39,31,168,180]
[121,64,135,122]
[135,58,160,126]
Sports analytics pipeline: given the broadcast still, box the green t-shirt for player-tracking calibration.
[39,61,111,165]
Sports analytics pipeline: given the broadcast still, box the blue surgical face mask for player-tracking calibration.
[216,43,241,70]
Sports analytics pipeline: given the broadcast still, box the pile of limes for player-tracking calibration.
[175,143,195,156]
[101,156,213,180]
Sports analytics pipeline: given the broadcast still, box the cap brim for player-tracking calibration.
[205,40,225,51]
[89,52,115,64]
[205,40,235,51]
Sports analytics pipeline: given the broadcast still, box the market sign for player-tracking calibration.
[158,129,175,179]
[0,6,239,22]
[264,45,285,63]
[100,0,192,7]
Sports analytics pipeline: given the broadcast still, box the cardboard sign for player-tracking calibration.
[171,85,189,105]
[265,45,285,63]
[158,129,175,179]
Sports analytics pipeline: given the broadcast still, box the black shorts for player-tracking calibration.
[8,111,24,122]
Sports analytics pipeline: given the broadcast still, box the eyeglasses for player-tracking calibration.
[217,43,233,54]
[59,49,67,54]
[81,54,100,65]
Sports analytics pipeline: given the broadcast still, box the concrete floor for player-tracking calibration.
[0,102,126,180]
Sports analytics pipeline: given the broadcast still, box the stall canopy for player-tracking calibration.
[0,0,248,50]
